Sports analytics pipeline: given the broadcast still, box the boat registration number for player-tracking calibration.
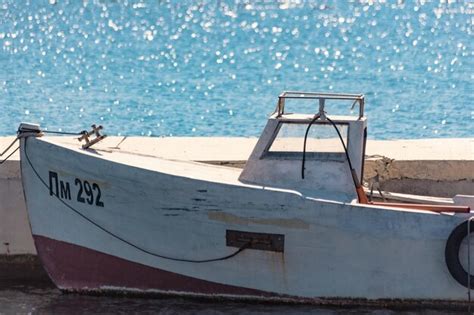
[48,171,104,207]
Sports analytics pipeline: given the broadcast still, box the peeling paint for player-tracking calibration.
[161,207,196,212]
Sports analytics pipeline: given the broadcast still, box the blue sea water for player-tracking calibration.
[0,0,472,139]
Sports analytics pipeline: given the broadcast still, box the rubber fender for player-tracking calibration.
[445,220,474,289]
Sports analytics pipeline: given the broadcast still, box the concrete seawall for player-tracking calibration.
[0,136,473,257]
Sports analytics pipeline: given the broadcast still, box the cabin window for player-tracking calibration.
[265,122,348,160]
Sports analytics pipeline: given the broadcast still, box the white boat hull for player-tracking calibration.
[20,136,473,306]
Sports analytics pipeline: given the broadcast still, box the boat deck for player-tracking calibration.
[37,137,357,204]
[3,135,473,163]
[36,136,474,162]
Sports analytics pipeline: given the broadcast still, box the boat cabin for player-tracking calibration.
[239,92,367,203]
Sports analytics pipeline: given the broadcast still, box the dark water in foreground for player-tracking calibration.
[0,280,466,315]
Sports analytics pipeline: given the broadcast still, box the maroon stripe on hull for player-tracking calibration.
[30,235,470,308]
[32,235,281,298]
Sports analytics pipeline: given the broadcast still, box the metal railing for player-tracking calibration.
[275,91,365,119]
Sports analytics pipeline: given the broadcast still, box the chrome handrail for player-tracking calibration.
[275,91,365,119]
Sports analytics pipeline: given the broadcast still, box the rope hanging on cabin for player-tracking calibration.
[23,137,251,263]
[325,117,368,204]
[325,117,354,172]
[301,113,320,179]
[301,114,367,203]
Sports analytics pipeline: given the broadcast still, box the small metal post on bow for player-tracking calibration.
[78,124,106,149]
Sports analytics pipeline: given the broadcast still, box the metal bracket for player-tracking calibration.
[226,230,284,252]
[17,123,43,138]
[274,91,365,119]
[78,124,106,149]
[318,98,326,120]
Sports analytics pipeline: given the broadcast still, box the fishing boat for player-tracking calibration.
[18,92,474,307]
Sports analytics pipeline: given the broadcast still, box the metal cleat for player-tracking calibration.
[17,122,43,138]
[78,124,107,149]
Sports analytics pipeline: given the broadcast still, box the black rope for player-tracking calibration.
[2,127,83,166]
[18,128,83,136]
[326,116,361,190]
[300,114,363,197]
[301,114,320,179]
[326,117,354,171]
[23,137,250,263]
[1,137,19,156]
[0,146,19,165]
[42,130,84,135]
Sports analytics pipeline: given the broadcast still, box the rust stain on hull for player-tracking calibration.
[208,212,310,229]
